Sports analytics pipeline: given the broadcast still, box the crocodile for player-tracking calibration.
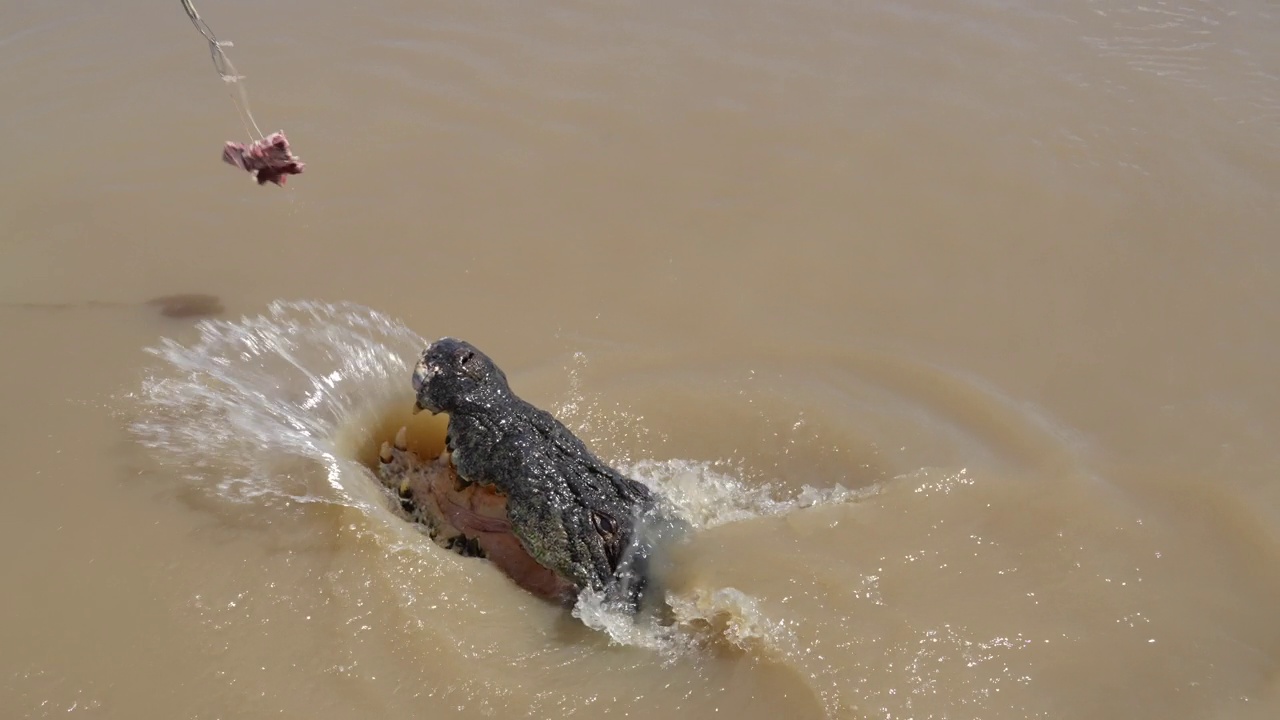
[376,338,673,611]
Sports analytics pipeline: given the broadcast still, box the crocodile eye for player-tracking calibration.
[593,512,619,536]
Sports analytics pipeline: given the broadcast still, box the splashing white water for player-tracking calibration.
[571,445,878,657]
[572,583,802,664]
[130,300,426,510]
[572,459,876,658]
[624,458,877,530]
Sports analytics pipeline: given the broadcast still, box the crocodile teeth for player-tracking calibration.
[394,426,409,451]
[378,441,393,464]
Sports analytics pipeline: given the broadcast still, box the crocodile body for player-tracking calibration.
[377,338,669,611]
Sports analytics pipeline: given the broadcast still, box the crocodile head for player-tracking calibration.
[383,337,666,610]
[411,337,509,416]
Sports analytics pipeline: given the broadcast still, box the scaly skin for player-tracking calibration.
[383,337,667,610]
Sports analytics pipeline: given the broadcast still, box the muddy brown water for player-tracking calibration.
[3,0,1280,718]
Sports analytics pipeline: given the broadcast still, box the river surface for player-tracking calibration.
[3,0,1280,718]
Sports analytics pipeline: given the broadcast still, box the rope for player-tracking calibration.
[180,0,264,141]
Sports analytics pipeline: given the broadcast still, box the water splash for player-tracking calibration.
[129,300,426,510]
[624,458,877,530]
[571,583,800,666]
[551,349,669,466]
[568,459,877,661]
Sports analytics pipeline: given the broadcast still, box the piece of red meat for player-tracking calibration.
[221,131,304,186]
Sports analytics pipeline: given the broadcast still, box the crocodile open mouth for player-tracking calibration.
[377,426,579,604]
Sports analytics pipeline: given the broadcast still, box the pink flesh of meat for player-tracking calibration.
[221,131,304,186]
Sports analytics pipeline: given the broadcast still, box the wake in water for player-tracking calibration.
[129,300,866,655]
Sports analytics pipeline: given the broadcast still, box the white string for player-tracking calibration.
[180,0,265,142]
